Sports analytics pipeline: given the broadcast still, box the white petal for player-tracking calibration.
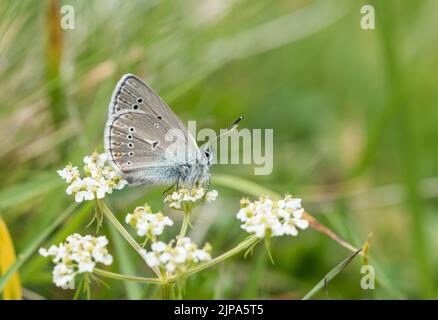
[295,219,309,230]
[151,241,166,252]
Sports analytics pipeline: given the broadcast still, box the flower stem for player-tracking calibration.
[161,283,172,300]
[169,235,261,283]
[178,209,191,239]
[93,268,161,284]
[97,200,161,277]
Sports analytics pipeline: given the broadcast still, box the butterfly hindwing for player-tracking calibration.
[105,112,196,185]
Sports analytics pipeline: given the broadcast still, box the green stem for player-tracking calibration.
[169,235,261,283]
[93,268,161,284]
[178,209,191,239]
[97,200,161,277]
[159,270,172,300]
[161,283,172,300]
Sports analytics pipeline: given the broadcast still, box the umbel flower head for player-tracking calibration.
[142,237,211,276]
[39,234,113,289]
[164,187,218,210]
[57,151,127,203]
[126,203,174,241]
[237,194,309,238]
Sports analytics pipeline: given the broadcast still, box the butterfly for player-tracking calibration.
[104,74,242,189]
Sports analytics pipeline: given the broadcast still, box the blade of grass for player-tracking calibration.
[362,232,373,266]
[18,189,64,249]
[302,248,362,300]
[372,0,433,297]
[213,174,280,199]
[0,216,22,299]
[46,0,65,129]
[108,224,144,300]
[0,203,76,293]
[241,249,266,299]
[0,173,61,213]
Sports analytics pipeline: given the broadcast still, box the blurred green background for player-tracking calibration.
[1,0,438,299]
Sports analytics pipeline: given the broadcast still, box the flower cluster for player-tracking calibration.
[237,194,309,238]
[57,152,127,203]
[164,187,218,209]
[125,204,174,241]
[142,237,211,275]
[39,234,113,289]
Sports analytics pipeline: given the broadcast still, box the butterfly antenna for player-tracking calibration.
[214,116,244,140]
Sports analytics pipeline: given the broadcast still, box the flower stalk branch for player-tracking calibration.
[303,212,362,256]
[169,235,261,282]
[97,199,161,277]
[93,268,161,284]
[44,152,367,299]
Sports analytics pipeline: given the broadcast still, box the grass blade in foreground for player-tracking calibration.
[108,224,144,299]
[0,203,76,293]
[0,217,22,299]
[302,248,362,300]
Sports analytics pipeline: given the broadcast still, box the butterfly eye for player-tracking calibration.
[133,104,139,110]
[137,98,143,103]
[154,123,159,128]
[129,127,135,132]
[157,115,162,120]
[128,143,134,148]
[204,150,210,158]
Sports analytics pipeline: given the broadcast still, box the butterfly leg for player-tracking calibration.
[162,184,175,195]
[205,175,211,191]
[175,173,182,190]
[189,166,201,192]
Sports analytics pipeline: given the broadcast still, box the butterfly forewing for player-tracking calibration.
[104,74,199,185]
[109,74,185,130]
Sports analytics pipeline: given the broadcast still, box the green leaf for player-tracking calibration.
[302,249,362,300]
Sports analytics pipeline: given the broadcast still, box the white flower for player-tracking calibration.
[151,241,166,252]
[58,151,127,203]
[125,204,173,240]
[206,190,218,202]
[142,237,211,276]
[53,263,75,289]
[57,164,80,183]
[40,234,113,290]
[164,187,218,209]
[83,152,107,168]
[144,252,160,267]
[39,245,58,257]
[237,195,309,238]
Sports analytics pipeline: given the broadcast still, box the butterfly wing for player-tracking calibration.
[104,74,199,185]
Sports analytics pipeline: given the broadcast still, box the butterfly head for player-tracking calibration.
[200,144,214,165]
